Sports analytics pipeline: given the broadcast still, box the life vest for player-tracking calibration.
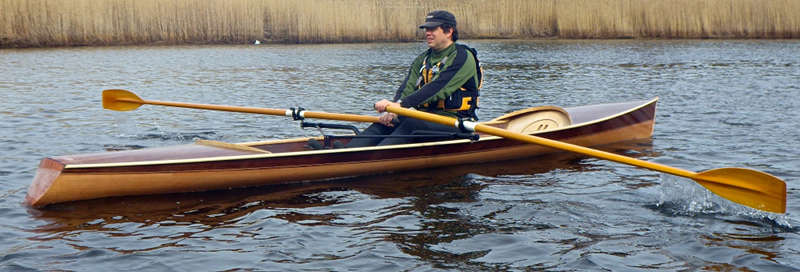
[417,44,483,120]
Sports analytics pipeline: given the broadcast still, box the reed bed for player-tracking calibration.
[2,0,799,48]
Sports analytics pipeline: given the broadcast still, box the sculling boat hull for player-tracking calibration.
[28,98,657,207]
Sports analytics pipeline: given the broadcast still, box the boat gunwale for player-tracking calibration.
[63,98,658,169]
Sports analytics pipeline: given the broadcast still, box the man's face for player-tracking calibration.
[424,26,452,51]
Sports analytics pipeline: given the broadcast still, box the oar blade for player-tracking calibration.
[102,89,143,111]
[693,168,786,213]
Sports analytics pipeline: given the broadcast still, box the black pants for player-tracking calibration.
[345,115,462,147]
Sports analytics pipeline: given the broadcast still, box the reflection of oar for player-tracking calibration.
[387,106,787,213]
[102,89,380,123]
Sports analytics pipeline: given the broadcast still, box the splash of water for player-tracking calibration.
[656,173,793,230]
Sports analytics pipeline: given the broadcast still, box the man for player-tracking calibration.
[346,10,481,147]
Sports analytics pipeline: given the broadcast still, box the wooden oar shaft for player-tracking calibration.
[480,123,698,177]
[118,97,286,115]
[475,123,778,194]
[114,97,381,123]
[388,106,697,179]
[302,111,380,123]
[387,106,786,214]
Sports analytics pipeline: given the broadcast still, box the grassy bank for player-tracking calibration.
[2,0,799,48]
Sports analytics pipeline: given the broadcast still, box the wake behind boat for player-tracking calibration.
[27,98,658,207]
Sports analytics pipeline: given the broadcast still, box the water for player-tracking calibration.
[1,40,799,271]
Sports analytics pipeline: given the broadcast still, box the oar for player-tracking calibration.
[102,89,380,123]
[386,106,787,214]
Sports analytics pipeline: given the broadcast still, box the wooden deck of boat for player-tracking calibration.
[50,99,656,167]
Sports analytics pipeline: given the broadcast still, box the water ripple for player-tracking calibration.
[2,40,799,270]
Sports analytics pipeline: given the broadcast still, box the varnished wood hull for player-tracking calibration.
[27,98,657,207]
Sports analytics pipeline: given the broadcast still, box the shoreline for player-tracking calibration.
[4,37,800,50]
[3,0,799,49]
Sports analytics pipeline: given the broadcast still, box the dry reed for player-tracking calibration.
[2,0,799,48]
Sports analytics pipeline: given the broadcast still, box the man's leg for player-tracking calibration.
[376,116,461,146]
[344,123,395,148]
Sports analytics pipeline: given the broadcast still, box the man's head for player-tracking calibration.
[419,10,458,50]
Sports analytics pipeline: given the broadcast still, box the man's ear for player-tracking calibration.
[444,27,454,38]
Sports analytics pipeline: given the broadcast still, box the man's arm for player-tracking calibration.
[393,54,425,102]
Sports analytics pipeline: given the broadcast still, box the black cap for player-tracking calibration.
[418,10,456,29]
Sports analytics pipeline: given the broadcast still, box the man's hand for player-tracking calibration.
[379,112,397,127]
[374,99,401,113]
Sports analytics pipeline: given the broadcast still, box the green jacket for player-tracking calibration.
[393,43,480,119]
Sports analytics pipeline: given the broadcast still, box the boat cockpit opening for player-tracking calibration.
[301,120,480,150]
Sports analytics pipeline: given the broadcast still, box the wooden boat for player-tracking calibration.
[27,98,658,207]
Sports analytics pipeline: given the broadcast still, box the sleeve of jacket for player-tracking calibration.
[393,53,426,102]
[399,47,476,108]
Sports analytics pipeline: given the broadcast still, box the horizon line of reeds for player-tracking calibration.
[2,0,799,48]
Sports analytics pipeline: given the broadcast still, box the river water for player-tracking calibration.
[1,40,799,271]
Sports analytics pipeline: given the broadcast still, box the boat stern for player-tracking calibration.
[26,158,65,207]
